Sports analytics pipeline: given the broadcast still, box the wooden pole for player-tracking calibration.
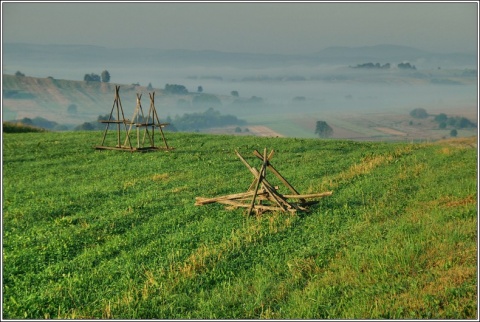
[116,87,121,147]
[118,88,132,149]
[247,148,268,215]
[99,88,118,146]
[253,149,305,203]
[151,92,170,150]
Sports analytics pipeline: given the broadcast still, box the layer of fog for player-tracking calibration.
[3,61,477,128]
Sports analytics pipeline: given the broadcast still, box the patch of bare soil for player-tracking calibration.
[247,125,284,137]
[202,125,284,137]
[437,136,478,148]
[328,125,369,140]
[374,127,407,136]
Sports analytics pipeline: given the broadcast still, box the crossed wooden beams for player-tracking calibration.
[195,148,333,215]
[96,85,133,150]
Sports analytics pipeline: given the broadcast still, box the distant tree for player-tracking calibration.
[97,114,113,122]
[84,73,101,82]
[101,70,110,83]
[15,71,25,77]
[450,129,458,137]
[231,90,239,97]
[20,117,33,125]
[171,108,246,132]
[398,62,416,70]
[77,122,95,131]
[457,117,476,128]
[434,113,448,123]
[315,120,333,138]
[164,84,188,95]
[235,126,242,133]
[147,82,153,90]
[410,108,428,119]
[197,86,203,93]
[31,117,59,130]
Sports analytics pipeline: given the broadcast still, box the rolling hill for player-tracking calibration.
[2,73,235,129]
[2,130,477,319]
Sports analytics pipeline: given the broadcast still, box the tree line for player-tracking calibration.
[352,62,416,70]
[84,70,110,82]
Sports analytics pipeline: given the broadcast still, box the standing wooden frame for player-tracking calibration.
[195,148,333,215]
[95,86,173,152]
[95,85,134,151]
[124,92,173,151]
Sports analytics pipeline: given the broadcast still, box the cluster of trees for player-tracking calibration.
[9,116,68,131]
[74,114,112,131]
[351,62,416,70]
[164,84,188,95]
[167,108,246,132]
[433,113,476,130]
[398,62,416,70]
[409,108,429,119]
[353,62,391,69]
[409,107,476,137]
[84,70,110,82]
[410,108,476,129]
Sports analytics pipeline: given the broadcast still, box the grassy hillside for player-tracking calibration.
[2,74,227,128]
[2,130,477,319]
[2,74,148,125]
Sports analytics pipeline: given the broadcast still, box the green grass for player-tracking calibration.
[2,131,477,319]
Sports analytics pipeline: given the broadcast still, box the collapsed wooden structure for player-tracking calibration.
[195,148,333,215]
[95,85,173,152]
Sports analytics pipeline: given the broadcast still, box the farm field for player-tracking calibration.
[2,130,478,319]
[244,106,478,142]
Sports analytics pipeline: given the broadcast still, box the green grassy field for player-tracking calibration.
[2,130,477,319]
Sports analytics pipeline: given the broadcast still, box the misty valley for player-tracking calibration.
[2,43,477,142]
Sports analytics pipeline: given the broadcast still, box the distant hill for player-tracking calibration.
[3,42,477,72]
[2,74,231,129]
[310,44,477,67]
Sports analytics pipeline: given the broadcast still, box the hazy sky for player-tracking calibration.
[2,1,478,54]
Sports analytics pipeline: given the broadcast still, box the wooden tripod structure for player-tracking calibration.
[95,86,173,152]
[124,91,173,151]
[195,148,333,215]
[95,85,134,151]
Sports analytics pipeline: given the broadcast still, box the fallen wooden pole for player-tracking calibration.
[283,191,333,199]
